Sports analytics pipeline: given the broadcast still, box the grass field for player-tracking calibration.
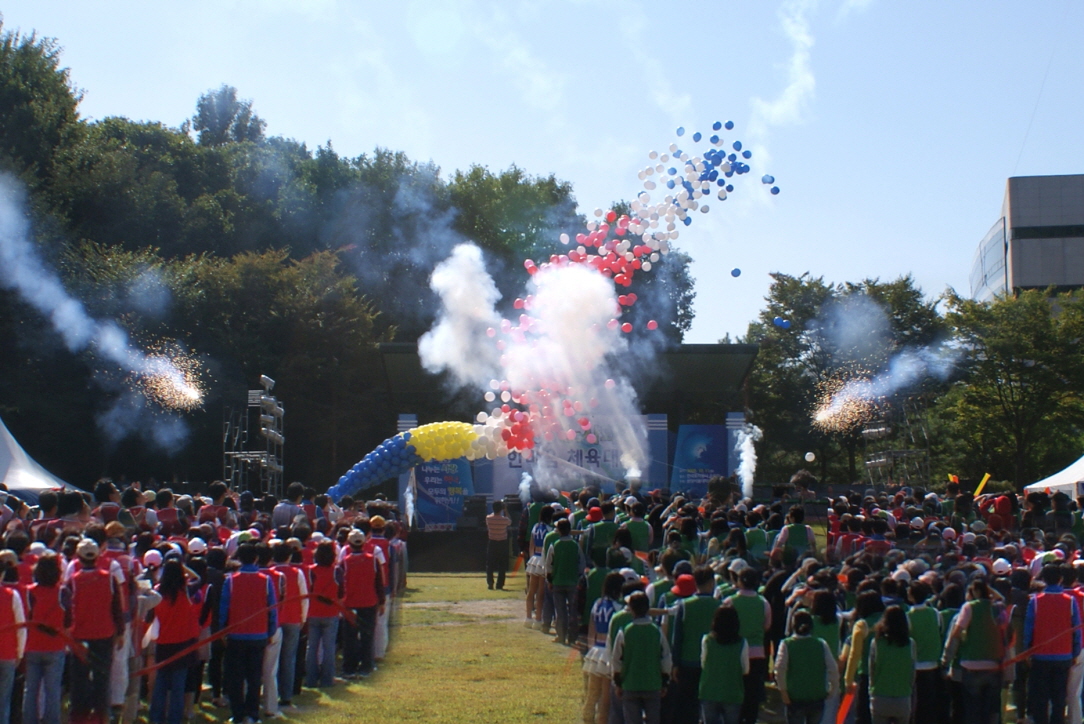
[282,572,584,724]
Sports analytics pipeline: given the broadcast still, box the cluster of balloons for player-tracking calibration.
[329,121,781,502]
[773,316,792,330]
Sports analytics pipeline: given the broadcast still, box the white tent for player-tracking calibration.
[1024,454,1084,496]
[0,415,74,503]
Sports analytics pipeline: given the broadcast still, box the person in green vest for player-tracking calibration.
[586,503,620,568]
[546,518,588,646]
[936,582,965,724]
[905,580,942,724]
[942,578,1008,724]
[625,501,654,553]
[809,589,841,724]
[770,505,817,569]
[699,605,748,724]
[842,590,887,724]
[868,605,916,724]
[775,610,839,724]
[670,566,722,724]
[723,567,771,724]
[612,591,672,724]
[607,578,647,724]
[743,512,770,566]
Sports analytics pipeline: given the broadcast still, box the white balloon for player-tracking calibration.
[805,452,816,462]
[476,411,488,423]
[700,205,710,213]
[648,150,658,159]
[717,190,727,200]
[484,391,496,402]
[668,144,678,153]
[500,390,511,402]
[643,181,656,190]
[642,261,652,271]
[650,252,660,262]
[594,208,603,218]
[559,232,569,244]
[645,166,655,176]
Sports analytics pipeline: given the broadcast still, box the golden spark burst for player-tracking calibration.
[811,372,881,434]
[132,342,206,411]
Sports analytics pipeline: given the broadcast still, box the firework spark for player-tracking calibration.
[130,343,206,411]
[811,373,881,433]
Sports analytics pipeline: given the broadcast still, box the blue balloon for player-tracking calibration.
[709,135,720,145]
[781,320,792,329]
[773,316,784,327]
[667,180,676,189]
[712,121,722,131]
[728,153,737,162]
[676,127,685,136]
[732,141,742,151]
[692,132,702,142]
[726,184,734,192]
[725,121,734,130]
[762,175,775,184]
[771,186,780,195]
[668,167,677,175]
[682,216,692,226]
[742,150,752,159]
[731,268,741,277]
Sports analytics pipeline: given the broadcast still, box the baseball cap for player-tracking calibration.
[187,538,208,555]
[348,529,365,546]
[672,574,696,598]
[143,549,163,568]
[76,539,100,561]
[586,507,603,523]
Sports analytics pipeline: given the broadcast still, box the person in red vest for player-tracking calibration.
[305,540,342,688]
[364,516,392,661]
[23,552,62,724]
[270,542,307,708]
[64,538,124,724]
[149,557,203,724]
[0,549,25,724]
[1025,565,1082,724]
[340,528,385,679]
[100,521,139,719]
[217,543,277,724]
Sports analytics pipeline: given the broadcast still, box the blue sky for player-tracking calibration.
[3,0,1082,343]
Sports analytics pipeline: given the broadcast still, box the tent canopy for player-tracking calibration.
[1024,454,1084,496]
[0,416,76,505]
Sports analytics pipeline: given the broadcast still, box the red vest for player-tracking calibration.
[274,564,304,625]
[26,583,65,653]
[70,567,116,640]
[1032,591,1076,657]
[307,565,339,618]
[0,586,19,660]
[227,571,271,637]
[364,537,391,590]
[95,502,120,523]
[154,590,201,645]
[342,551,379,609]
[100,549,134,614]
[157,507,182,536]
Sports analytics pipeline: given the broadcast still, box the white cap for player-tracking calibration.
[992,558,1011,575]
[143,549,163,568]
[962,532,976,544]
[75,539,99,560]
[942,528,957,541]
[187,538,208,555]
[347,529,365,545]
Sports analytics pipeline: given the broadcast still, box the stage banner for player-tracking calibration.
[670,425,727,498]
[413,458,474,531]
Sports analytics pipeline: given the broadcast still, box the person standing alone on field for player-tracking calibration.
[486,500,512,590]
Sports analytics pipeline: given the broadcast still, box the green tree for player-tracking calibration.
[186,85,266,147]
[0,22,82,191]
[744,273,946,484]
[936,289,1084,488]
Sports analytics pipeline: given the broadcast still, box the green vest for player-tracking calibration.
[745,527,768,561]
[550,538,582,588]
[699,637,746,704]
[621,622,664,692]
[589,521,619,566]
[680,534,700,561]
[907,605,942,665]
[782,635,828,702]
[782,523,810,567]
[572,508,587,530]
[626,520,652,552]
[608,609,634,650]
[727,593,767,649]
[583,567,610,618]
[542,529,560,557]
[677,595,721,666]
[528,502,544,531]
[939,608,959,648]
[856,613,883,677]
[869,638,915,698]
[811,618,840,658]
[957,600,1005,663]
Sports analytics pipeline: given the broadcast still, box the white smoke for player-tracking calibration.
[0,175,191,449]
[518,472,533,507]
[816,346,958,421]
[403,482,415,528]
[735,424,763,499]
[418,244,649,489]
[417,243,502,388]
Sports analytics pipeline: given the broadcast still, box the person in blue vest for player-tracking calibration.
[584,571,625,724]
[1024,565,1081,724]
[217,543,278,724]
[612,591,672,724]
[669,566,722,724]
[775,609,838,724]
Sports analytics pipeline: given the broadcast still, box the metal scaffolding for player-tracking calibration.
[223,375,284,497]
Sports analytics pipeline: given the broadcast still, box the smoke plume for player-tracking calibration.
[735,424,763,499]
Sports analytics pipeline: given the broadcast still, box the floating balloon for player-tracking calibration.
[676,127,685,136]
[646,320,658,330]
[731,268,741,277]
[804,452,816,462]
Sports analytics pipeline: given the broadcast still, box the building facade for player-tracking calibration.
[971,174,1084,301]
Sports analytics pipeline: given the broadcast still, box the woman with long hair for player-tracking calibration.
[868,605,916,724]
[23,553,62,724]
[842,589,887,724]
[699,605,748,724]
[150,557,202,724]
[809,589,841,724]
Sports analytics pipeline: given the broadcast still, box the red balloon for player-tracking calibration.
[605,210,617,223]
[647,320,659,330]
[621,323,633,333]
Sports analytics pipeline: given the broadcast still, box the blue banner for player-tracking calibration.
[670,425,727,498]
[414,458,474,531]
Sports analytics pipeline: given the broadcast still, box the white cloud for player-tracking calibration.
[749,0,817,137]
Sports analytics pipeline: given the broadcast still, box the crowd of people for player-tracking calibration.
[0,478,406,724]
[513,473,1084,724]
